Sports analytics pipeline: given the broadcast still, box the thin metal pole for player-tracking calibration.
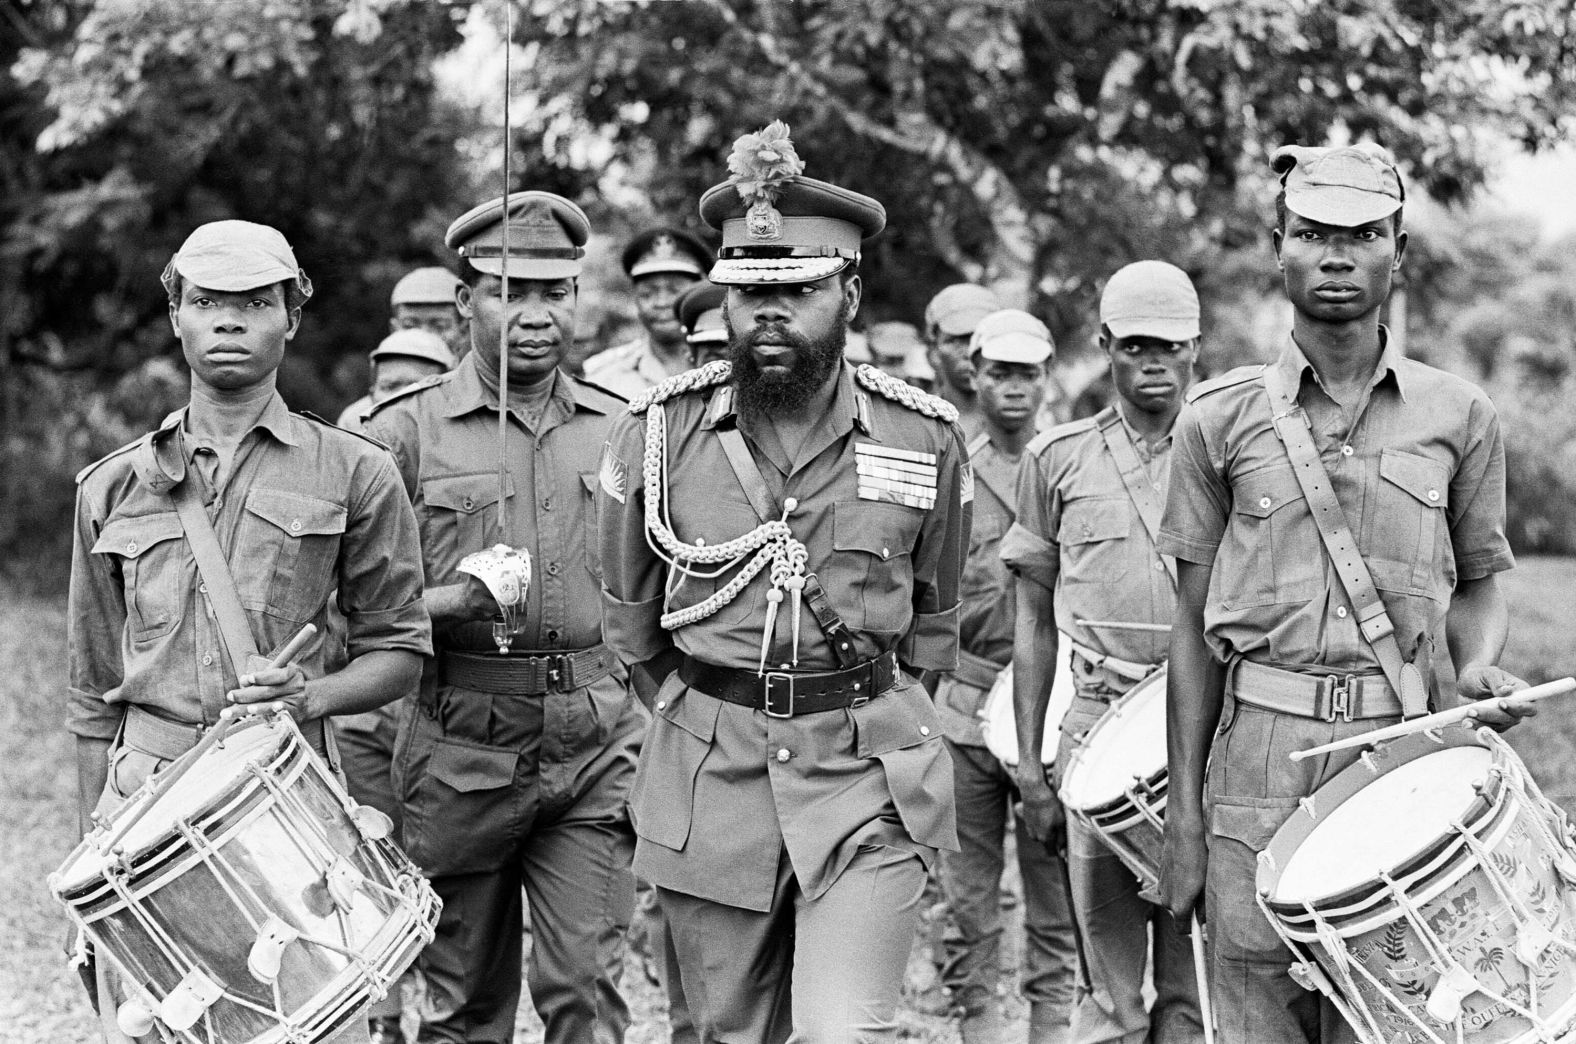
[497,0,513,535]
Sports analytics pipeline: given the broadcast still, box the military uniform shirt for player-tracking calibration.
[1157,334,1514,673]
[68,393,432,740]
[1002,405,1175,669]
[582,335,672,401]
[364,354,623,653]
[598,362,968,911]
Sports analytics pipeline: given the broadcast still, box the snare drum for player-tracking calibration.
[52,711,441,1043]
[1057,667,1168,895]
[1257,723,1576,1044]
[981,640,1075,770]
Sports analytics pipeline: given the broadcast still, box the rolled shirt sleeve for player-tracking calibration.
[1447,397,1515,581]
[899,423,968,674]
[1156,403,1229,566]
[597,411,675,666]
[67,484,128,741]
[1000,447,1059,592]
[337,452,432,660]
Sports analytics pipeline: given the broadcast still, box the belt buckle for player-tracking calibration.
[764,672,795,718]
[1326,674,1354,723]
[547,654,576,692]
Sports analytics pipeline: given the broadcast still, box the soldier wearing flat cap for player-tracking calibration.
[365,192,645,1044]
[924,283,1004,438]
[69,220,431,1044]
[1159,146,1530,1044]
[1006,265,1207,1044]
[390,265,467,358]
[583,226,712,398]
[337,328,457,432]
[597,120,969,1041]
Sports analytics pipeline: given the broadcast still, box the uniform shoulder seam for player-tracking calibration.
[74,438,142,486]
[1026,416,1098,456]
[853,364,959,424]
[1185,364,1265,404]
[296,410,391,451]
[365,371,451,418]
[628,360,731,414]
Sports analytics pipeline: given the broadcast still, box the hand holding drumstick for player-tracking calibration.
[226,624,318,721]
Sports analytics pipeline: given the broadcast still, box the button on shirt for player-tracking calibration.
[365,356,623,653]
[68,394,432,740]
[1157,335,1514,673]
[1001,406,1176,670]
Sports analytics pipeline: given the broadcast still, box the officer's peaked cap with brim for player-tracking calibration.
[676,282,729,344]
[699,120,884,286]
[622,227,712,281]
[446,191,591,280]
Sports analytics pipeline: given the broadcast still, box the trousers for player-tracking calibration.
[936,738,1078,1019]
[660,845,928,1043]
[395,673,645,1044]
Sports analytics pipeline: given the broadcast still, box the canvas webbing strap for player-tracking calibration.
[171,477,260,726]
[1096,409,1176,587]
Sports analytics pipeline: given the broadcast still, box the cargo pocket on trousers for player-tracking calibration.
[630,683,719,852]
[853,679,956,850]
[1208,798,1301,961]
[405,738,518,877]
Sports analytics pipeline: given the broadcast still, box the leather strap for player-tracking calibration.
[1096,409,1176,586]
[803,573,860,669]
[679,652,898,716]
[1262,367,1428,718]
[170,476,259,725]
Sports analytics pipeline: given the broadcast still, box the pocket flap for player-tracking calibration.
[1209,799,1296,853]
[245,489,347,537]
[854,681,940,757]
[1058,498,1130,545]
[92,512,184,559]
[424,473,514,514]
[659,688,722,743]
[580,471,598,495]
[1235,467,1302,519]
[427,739,518,793]
[832,500,920,558]
[1379,450,1447,510]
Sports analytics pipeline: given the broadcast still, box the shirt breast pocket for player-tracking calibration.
[663,504,765,629]
[1366,449,1449,596]
[1057,498,1130,586]
[422,473,514,563]
[237,489,347,623]
[832,499,923,637]
[91,512,187,642]
[1228,465,1317,609]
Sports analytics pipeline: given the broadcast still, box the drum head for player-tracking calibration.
[1060,669,1167,809]
[1271,744,1494,903]
[57,718,290,889]
[982,642,1073,767]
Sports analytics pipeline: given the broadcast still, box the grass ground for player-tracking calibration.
[5,557,1576,1043]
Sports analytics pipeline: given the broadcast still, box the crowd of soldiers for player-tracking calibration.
[67,121,1530,1044]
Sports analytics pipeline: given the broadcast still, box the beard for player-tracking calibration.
[728,308,848,415]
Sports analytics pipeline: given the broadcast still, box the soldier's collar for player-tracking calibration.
[1278,327,1406,405]
[702,361,874,436]
[133,393,298,493]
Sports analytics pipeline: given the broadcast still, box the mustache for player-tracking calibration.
[741,324,812,350]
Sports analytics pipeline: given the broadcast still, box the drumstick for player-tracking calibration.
[1075,619,1172,633]
[1191,914,1215,1044]
[266,622,318,670]
[1289,676,1576,762]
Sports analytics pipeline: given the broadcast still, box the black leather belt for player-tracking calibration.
[679,651,899,717]
[438,646,612,695]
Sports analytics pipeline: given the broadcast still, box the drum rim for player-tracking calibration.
[1257,723,1506,910]
[1059,668,1168,810]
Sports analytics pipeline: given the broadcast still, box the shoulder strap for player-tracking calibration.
[963,433,1015,516]
[170,478,261,724]
[1262,367,1428,718]
[1096,412,1176,586]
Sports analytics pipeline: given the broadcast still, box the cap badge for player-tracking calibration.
[648,233,680,260]
[726,119,804,243]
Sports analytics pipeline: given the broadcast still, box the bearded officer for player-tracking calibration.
[597,120,967,1042]
[365,192,644,1044]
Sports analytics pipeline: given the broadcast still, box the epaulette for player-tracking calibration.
[1026,416,1099,457]
[1184,364,1264,404]
[75,437,142,486]
[854,364,959,424]
[365,371,450,418]
[568,372,629,405]
[297,410,392,451]
[628,360,731,415]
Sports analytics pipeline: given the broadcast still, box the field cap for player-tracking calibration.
[370,328,456,368]
[623,228,711,281]
[868,321,924,366]
[676,282,728,344]
[1272,144,1404,227]
[162,220,312,299]
[700,120,884,285]
[390,266,461,307]
[969,309,1053,365]
[1100,260,1200,342]
[925,284,1002,337]
[446,191,590,279]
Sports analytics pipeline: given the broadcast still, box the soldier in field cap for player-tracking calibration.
[69,219,431,1044]
[1160,145,1530,1044]
[677,280,729,368]
[924,282,1004,437]
[597,119,968,1042]
[389,265,466,358]
[365,191,645,1044]
[583,226,712,396]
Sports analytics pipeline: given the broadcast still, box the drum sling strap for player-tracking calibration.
[716,424,860,669]
[1262,366,1429,719]
[1095,409,1177,587]
[170,477,339,763]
